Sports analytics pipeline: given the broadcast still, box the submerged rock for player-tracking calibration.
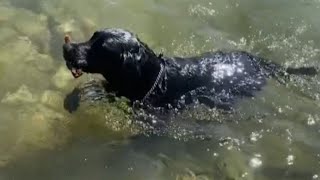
[17,105,69,149]
[41,0,99,31]
[176,168,210,180]
[8,8,50,53]
[0,103,70,167]
[215,149,254,180]
[64,79,142,138]
[1,85,37,105]
[0,5,15,25]
[0,61,4,80]
[24,52,54,73]
[0,35,35,62]
[0,83,72,168]
[51,65,75,90]
[0,37,54,92]
[40,90,64,110]
[0,27,18,43]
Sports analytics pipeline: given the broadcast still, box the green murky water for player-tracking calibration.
[0,0,320,179]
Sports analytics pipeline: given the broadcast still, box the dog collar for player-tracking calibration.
[141,63,165,103]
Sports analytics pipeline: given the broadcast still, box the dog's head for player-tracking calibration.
[63,28,158,79]
[63,35,90,78]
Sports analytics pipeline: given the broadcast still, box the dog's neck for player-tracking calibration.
[99,47,165,100]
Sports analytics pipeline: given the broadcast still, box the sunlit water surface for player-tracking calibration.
[0,0,320,179]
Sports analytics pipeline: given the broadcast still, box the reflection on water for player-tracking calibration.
[0,0,320,179]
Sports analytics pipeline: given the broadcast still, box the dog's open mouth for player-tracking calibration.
[71,68,83,78]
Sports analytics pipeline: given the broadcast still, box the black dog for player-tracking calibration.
[63,28,317,110]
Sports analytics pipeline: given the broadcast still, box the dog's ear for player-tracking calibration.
[102,41,124,55]
[89,31,104,42]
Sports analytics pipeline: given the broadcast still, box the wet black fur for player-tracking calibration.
[63,28,317,110]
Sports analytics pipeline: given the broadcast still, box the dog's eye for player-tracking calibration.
[66,61,73,70]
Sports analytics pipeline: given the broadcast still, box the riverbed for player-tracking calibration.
[0,0,320,179]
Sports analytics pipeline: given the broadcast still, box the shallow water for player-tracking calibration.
[0,0,320,179]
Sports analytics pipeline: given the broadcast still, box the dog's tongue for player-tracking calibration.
[71,68,83,78]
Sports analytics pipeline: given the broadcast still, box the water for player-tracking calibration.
[0,0,320,179]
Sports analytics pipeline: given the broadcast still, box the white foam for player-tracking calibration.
[105,28,139,44]
[212,62,244,80]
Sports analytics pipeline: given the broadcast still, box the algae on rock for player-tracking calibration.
[0,96,70,167]
[69,95,141,139]
[1,85,37,105]
[215,149,254,180]
[7,8,50,53]
[61,79,142,139]
[0,38,55,93]
[40,90,64,110]
[51,65,79,90]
